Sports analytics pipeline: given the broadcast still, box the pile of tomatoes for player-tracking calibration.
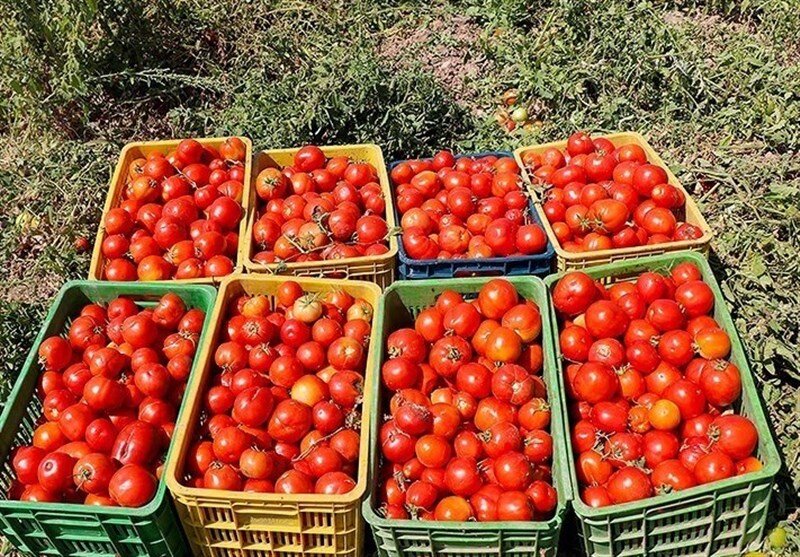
[521,132,704,253]
[11,294,205,507]
[251,146,390,265]
[390,151,548,260]
[184,281,373,495]
[100,137,247,281]
[376,280,558,522]
[552,263,761,507]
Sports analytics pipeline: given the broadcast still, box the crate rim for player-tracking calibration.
[88,135,254,284]
[165,272,382,505]
[0,279,218,518]
[542,250,781,519]
[389,150,556,268]
[513,131,714,262]
[362,275,571,532]
[241,142,399,273]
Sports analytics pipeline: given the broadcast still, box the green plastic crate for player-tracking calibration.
[0,280,217,557]
[362,277,571,557]
[544,251,781,557]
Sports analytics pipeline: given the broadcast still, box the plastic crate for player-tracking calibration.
[241,144,397,289]
[165,274,382,557]
[390,151,555,279]
[88,136,254,284]
[514,133,713,272]
[0,280,217,557]
[363,277,570,557]
[544,251,780,557]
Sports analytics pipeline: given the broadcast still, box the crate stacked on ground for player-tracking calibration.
[242,144,397,288]
[165,275,381,557]
[514,132,712,271]
[389,151,554,279]
[0,281,216,557]
[545,251,779,557]
[363,277,569,557]
[89,137,253,283]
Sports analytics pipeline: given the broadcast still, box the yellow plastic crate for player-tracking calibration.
[89,136,254,284]
[165,273,381,557]
[513,132,712,272]
[241,144,397,289]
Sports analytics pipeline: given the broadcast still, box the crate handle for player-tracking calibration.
[644,493,715,520]
[431,530,499,545]
[452,264,507,277]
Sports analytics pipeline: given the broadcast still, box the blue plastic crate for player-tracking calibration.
[389,151,555,279]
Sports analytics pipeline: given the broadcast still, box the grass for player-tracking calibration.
[0,0,798,554]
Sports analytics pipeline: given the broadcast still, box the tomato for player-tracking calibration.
[474,398,515,431]
[590,401,628,433]
[641,362,678,398]
[73,453,116,495]
[434,496,473,521]
[606,467,653,503]
[559,325,592,362]
[13,446,46,485]
[415,434,452,468]
[699,360,741,407]
[111,420,160,466]
[736,456,763,475]
[493,451,531,490]
[477,280,519,319]
[386,328,426,363]
[484,327,522,364]
[576,450,612,485]
[38,452,76,494]
[429,336,472,378]
[694,451,734,484]
[482,218,517,256]
[443,457,482,497]
[648,399,681,430]
[631,164,668,197]
[645,299,686,333]
[652,459,695,493]
[710,415,758,460]
[572,363,618,403]
[329,429,359,464]
[664,379,706,420]
[552,272,597,316]
[443,303,481,338]
[694,328,731,360]
[582,485,612,508]
[584,300,629,339]
[57,403,96,442]
[490,364,533,405]
[643,430,680,468]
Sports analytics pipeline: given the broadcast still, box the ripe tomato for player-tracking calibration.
[552,272,597,316]
[699,360,741,406]
[434,496,473,521]
[478,280,519,319]
[606,467,653,503]
[37,452,77,494]
[694,451,734,484]
[73,453,116,495]
[710,415,758,460]
[651,459,695,492]
[572,363,618,403]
